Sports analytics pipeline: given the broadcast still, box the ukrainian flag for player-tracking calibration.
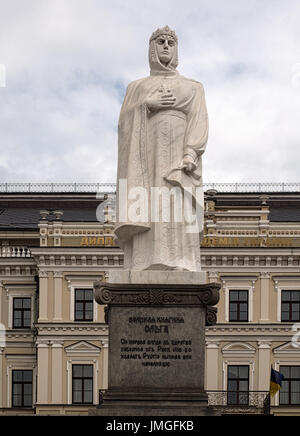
[270,367,284,397]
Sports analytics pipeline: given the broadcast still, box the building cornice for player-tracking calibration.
[206,323,298,340]
[35,323,108,337]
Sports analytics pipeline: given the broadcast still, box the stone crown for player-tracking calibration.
[149,26,178,43]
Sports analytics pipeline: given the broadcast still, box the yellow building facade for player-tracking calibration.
[1,183,300,415]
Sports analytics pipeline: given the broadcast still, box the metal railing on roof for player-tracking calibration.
[204,182,300,193]
[0,182,300,194]
[0,183,116,194]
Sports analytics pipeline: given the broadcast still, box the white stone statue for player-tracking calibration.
[114,26,208,272]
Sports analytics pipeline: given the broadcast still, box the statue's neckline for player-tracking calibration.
[150,70,179,78]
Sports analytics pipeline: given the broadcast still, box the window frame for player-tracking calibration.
[229,290,249,322]
[273,277,300,322]
[227,365,249,406]
[6,285,35,329]
[281,290,300,322]
[279,365,300,406]
[12,297,32,329]
[11,369,33,408]
[66,277,100,322]
[221,276,257,323]
[74,288,94,322]
[72,364,94,405]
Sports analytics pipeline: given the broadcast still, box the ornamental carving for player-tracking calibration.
[94,281,220,308]
[206,306,217,326]
[198,286,220,306]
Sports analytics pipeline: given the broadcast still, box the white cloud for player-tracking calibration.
[0,0,300,184]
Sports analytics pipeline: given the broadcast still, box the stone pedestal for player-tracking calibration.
[89,281,220,416]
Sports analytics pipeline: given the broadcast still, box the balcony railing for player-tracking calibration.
[0,246,31,258]
[0,182,300,194]
[207,391,270,415]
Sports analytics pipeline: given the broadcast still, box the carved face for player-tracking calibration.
[155,35,176,65]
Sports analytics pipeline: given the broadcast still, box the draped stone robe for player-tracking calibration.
[114,46,208,272]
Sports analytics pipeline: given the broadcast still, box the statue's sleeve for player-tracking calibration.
[118,81,138,122]
[183,83,208,164]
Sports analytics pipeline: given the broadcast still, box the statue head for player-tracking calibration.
[149,26,178,74]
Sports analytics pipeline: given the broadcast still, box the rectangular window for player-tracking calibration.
[13,298,31,328]
[74,289,94,321]
[227,365,249,405]
[280,366,300,405]
[229,290,248,322]
[72,364,93,404]
[12,370,33,408]
[281,291,300,322]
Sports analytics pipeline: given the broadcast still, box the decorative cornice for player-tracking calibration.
[272,275,300,291]
[206,323,299,337]
[95,282,220,327]
[35,323,108,335]
[0,266,36,278]
[94,282,220,308]
[31,252,124,270]
[222,342,256,356]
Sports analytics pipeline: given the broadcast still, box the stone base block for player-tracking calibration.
[89,405,220,416]
[89,390,221,416]
[108,269,207,285]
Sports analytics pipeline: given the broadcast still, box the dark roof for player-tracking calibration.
[212,192,300,223]
[1,192,300,230]
[269,206,300,222]
[0,194,102,230]
[0,207,100,229]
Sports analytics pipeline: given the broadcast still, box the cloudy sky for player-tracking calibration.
[0,0,300,184]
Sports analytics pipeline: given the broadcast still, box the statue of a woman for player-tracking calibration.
[114,26,208,272]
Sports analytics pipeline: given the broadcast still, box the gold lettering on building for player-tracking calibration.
[80,236,116,247]
[201,236,291,248]
[80,237,89,246]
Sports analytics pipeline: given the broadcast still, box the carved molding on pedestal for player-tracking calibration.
[94,281,220,326]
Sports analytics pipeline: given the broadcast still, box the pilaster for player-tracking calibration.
[38,271,49,322]
[260,272,270,322]
[257,340,272,391]
[37,343,49,404]
[101,339,109,390]
[53,271,63,321]
[205,340,219,390]
[51,342,63,403]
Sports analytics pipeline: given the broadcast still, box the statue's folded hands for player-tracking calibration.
[145,90,176,111]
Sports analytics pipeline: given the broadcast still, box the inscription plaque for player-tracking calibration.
[109,306,205,390]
